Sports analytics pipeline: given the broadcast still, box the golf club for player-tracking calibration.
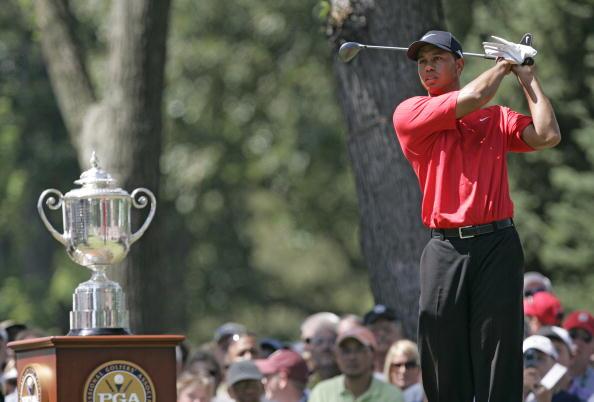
[339,41,496,63]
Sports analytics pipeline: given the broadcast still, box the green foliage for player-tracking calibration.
[0,0,79,334]
[0,277,34,321]
[0,0,369,343]
[162,0,369,342]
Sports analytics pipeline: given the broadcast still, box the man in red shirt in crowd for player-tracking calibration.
[393,30,561,402]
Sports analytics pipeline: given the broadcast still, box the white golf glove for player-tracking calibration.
[482,35,537,64]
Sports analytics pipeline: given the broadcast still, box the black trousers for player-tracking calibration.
[418,226,525,402]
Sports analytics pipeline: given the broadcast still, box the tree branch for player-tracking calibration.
[35,0,96,148]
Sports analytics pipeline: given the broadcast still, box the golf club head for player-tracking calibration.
[520,33,534,65]
[338,42,363,63]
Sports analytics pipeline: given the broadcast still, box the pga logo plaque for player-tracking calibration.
[18,366,43,402]
[84,360,156,402]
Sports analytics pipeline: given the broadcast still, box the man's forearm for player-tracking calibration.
[456,62,511,118]
[519,75,561,148]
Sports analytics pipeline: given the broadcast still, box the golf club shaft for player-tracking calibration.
[361,44,408,52]
[360,43,496,60]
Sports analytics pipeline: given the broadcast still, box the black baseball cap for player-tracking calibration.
[407,30,464,61]
[363,304,398,325]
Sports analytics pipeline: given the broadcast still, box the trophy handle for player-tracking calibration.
[37,189,68,246]
[129,188,157,245]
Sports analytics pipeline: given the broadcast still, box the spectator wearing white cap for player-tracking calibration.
[563,311,594,401]
[309,327,403,402]
[522,335,579,402]
[538,326,577,393]
[524,272,554,297]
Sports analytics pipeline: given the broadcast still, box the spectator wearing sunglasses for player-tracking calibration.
[522,335,580,402]
[300,313,340,374]
[538,326,577,393]
[307,323,340,389]
[384,340,424,402]
[524,272,554,298]
[563,311,594,402]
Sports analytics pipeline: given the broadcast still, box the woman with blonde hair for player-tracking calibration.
[383,339,424,402]
[177,370,216,402]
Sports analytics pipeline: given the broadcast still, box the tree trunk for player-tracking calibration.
[34,0,176,332]
[327,0,446,337]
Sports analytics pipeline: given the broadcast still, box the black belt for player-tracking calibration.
[431,218,514,239]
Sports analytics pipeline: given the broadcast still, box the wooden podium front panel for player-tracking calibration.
[57,345,176,401]
[13,348,58,402]
[10,335,184,402]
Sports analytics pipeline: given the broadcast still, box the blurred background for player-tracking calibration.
[0,0,592,344]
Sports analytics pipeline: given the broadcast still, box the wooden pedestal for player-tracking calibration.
[8,335,184,402]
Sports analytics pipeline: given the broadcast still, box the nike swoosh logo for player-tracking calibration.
[422,34,437,40]
[480,117,489,122]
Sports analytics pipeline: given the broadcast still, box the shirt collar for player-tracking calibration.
[338,375,378,400]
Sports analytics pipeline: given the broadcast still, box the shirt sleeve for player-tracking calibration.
[502,106,535,152]
[393,91,458,157]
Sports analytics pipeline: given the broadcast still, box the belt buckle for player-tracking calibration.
[458,225,474,239]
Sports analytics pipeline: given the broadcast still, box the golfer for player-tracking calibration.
[392,30,560,401]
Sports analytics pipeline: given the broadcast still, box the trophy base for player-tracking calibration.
[68,327,130,336]
[70,270,130,335]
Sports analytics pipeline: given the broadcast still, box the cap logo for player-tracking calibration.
[421,33,437,40]
[374,305,387,314]
[579,313,589,322]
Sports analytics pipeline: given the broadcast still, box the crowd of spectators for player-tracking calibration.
[521,272,594,402]
[1,271,593,402]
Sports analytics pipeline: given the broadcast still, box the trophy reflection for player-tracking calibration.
[37,152,156,335]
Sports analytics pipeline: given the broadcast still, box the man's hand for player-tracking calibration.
[512,63,536,87]
[496,57,514,75]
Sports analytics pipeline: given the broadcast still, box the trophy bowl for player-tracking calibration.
[38,153,156,336]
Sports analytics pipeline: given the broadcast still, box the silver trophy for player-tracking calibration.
[37,152,156,336]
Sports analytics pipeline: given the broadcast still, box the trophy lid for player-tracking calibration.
[74,152,116,187]
[66,152,129,198]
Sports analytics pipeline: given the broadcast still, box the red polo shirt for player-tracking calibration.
[393,90,534,228]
